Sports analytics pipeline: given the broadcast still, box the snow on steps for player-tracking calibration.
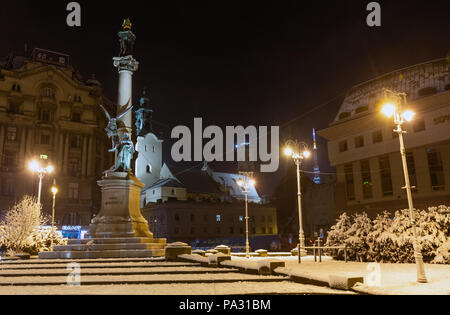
[177,254,285,275]
[273,267,364,290]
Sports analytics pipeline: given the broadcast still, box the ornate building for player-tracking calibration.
[319,59,450,216]
[0,48,114,226]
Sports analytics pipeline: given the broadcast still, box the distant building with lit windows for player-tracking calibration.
[319,59,450,216]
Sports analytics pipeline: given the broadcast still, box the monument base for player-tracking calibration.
[39,172,166,259]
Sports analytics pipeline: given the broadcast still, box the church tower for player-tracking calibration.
[135,89,163,188]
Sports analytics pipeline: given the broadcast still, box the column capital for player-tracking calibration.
[113,56,139,72]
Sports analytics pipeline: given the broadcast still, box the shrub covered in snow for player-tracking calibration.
[0,195,66,256]
[325,205,450,264]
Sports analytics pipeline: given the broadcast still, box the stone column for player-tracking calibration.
[19,127,26,168]
[113,56,139,135]
[87,135,94,177]
[81,135,88,176]
[0,125,5,168]
[57,133,64,172]
[63,133,69,175]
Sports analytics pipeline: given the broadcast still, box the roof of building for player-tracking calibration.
[175,169,223,195]
[334,58,450,123]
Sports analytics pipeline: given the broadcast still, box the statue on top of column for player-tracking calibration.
[118,18,136,57]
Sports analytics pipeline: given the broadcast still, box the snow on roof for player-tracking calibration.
[334,58,450,122]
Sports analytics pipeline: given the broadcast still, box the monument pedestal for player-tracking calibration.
[39,172,166,259]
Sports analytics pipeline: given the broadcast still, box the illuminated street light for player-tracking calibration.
[284,139,310,263]
[381,88,427,283]
[237,172,255,259]
[28,158,54,205]
[50,179,58,250]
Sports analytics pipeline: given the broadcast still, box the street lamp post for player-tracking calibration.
[237,172,255,259]
[381,88,427,283]
[50,179,58,251]
[284,140,310,263]
[28,159,54,205]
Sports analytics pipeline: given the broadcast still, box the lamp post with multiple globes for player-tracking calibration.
[381,88,427,283]
[28,159,54,205]
[284,140,310,263]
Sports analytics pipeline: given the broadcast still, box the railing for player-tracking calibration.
[299,238,347,263]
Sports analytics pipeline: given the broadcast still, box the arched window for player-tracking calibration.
[41,86,55,98]
[146,164,152,173]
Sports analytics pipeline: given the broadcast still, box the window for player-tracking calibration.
[344,164,355,201]
[2,180,14,196]
[68,159,80,176]
[360,160,373,199]
[3,151,17,169]
[70,135,81,149]
[171,189,175,195]
[40,134,50,145]
[68,183,79,199]
[40,109,52,122]
[41,87,55,98]
[216,227,221,234]
[413,118,426,133]
[239,227,244,234]
[152,146,155,152]
[379,155,393,196]
[339,140,348,152]
[372,130,383,144]
[216,214,221,222]
[146,164,152,173]
[12,84,21,92]
[406,152,418,192]
[238,215,243,222]
[174,213,180,221]
[8,103,20,114]
[6,127,17,141]
[72,112,81,122]
[427,149,445,191]
[229,227,234,234]
[355,136,364,148]
[203,227,208,233]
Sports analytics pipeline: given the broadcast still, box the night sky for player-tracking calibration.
[1,0,449,195]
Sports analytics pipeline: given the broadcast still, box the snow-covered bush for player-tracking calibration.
[0,195,66,256]
[325,205,450,264]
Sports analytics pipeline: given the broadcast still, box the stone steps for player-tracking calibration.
[54,242,165,252]
[67,237,165,245]
[0,266,239,277]
[39,248,165,259]
[0,272,287,286]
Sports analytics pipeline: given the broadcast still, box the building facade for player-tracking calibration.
[319,59,450,216]
[0,49,113,226]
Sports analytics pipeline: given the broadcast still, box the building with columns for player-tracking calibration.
[319,59,450,217]
[0,48,114,226]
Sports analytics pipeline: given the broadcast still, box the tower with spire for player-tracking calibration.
[312,128,321,184]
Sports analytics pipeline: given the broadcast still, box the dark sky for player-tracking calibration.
[1,0,449,195]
